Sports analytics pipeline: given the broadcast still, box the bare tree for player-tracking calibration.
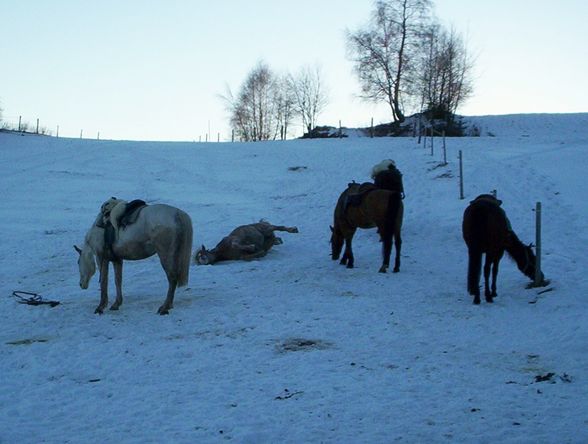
[419,25,473,121]
[289,65,329,134]
[347,0,432,123]
[222,62,294,141]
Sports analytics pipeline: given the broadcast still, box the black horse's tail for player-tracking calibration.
[463,205,483,296]
[467,248,482,295]
[386,192,401,230]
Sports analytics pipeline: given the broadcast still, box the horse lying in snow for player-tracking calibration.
[195,220,298,265]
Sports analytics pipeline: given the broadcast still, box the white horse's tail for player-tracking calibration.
[175,210,193,287]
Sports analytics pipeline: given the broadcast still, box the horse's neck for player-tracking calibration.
[85,223,105,255]
[505,232,527,267]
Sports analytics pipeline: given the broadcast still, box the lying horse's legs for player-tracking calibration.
[96,258,110,314]
[158,279,177,315]
[110,260,124,311]
[483,255,494,303]
[268,224,299,234]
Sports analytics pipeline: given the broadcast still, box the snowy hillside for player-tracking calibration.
[1,113,587,443]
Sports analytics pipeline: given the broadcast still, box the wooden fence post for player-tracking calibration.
[442,130,447,164]
[370,117,374,138]
[534,202,543,286]
[18,116,22,132]
[459,150,464,200]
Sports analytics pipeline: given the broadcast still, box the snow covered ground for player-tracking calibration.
[1,113,587,443]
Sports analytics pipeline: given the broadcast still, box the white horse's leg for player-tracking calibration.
[158,279,177,315]
[110,260,123,310]
[96,259,109,314]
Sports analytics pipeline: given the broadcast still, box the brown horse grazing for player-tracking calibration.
[195,220,298,265]
[331,182,403,273]
[462,194,543,304]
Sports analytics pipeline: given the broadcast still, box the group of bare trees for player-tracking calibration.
[224,0,473,140]
[346,0,473,125]
[222,62,328,142]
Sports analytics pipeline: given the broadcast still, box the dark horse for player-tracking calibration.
[331,182,403,273]
[462,194,543,304]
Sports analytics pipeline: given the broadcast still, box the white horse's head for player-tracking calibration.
[74,244,96,289]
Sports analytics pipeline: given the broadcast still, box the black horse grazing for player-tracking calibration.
[462,194,543,304]
[331,182,403,273]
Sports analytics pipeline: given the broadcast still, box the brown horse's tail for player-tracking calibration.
[175,211,193,287]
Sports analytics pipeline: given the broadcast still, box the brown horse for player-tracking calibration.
[330,182,403,273]
[195,220,298,265]
[462,194,543,304]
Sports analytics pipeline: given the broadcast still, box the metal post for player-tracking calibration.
[36,118,39,134]
[534,202,543,286]
[18,116,22,132]
[459,150,464,200]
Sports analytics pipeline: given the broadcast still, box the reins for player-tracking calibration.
[12,290,60,307]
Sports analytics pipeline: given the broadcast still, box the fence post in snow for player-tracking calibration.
[36,118,39,134]
[534,201,543,286]
[80,129,83,139]
[430,128,434,156]
[458,150,464,200]
[370,117,374,138]
[442,130,447,164]
[18,116,22,132]
[339,120,342,138]
[56,125,59,138]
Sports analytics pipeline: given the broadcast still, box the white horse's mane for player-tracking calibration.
[370,159,396,179]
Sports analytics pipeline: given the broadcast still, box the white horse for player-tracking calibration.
[75,199,193,315]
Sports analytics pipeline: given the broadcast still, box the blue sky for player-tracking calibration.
[1,0,586,141]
